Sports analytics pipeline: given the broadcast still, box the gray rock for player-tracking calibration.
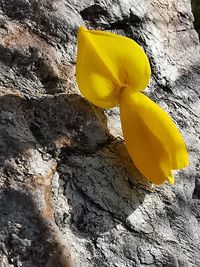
[0,0,199,266]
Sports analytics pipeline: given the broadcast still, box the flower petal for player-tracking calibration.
[120,88,174,185]
[76,27,151,108]
[124,90,189,169]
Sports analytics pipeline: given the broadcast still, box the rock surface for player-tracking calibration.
[0,0,200,266]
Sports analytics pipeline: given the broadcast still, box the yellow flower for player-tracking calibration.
[76,26,189,185]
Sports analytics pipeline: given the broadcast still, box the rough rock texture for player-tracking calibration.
[0,0,199,266]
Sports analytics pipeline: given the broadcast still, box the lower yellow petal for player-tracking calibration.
[123,89,189,169]
[167,172,174,185]
[120,88,172,185]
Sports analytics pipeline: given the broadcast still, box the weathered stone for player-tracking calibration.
[0,0,199,266]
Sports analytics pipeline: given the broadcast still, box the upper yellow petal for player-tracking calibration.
[76,27,151,108]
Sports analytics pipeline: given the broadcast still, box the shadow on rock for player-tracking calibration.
[54,139,151,238]
[0,92,151,264]
[0,93,110,161]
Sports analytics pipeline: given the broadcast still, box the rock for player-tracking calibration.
[0,0,200,266]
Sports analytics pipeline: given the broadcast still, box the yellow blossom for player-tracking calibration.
[76,26,189,185]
